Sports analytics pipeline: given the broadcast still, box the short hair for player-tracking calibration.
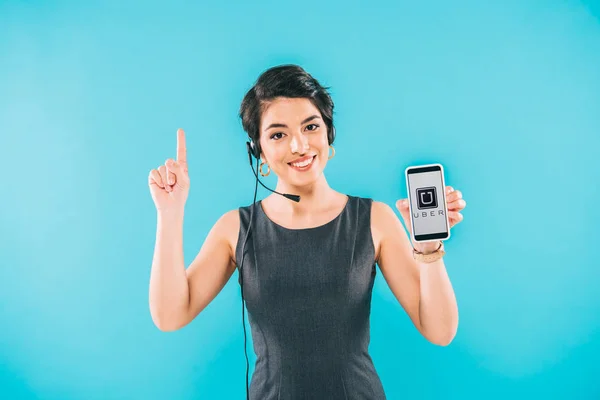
[239,64,335,157]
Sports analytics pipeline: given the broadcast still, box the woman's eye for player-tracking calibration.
[306,124,319,131]
[270,132,284,140]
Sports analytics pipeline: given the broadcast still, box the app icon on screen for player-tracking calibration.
[417,187,438,209]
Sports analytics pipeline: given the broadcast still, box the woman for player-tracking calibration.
[148,65,466,399]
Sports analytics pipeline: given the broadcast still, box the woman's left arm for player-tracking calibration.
[373,186,466,346]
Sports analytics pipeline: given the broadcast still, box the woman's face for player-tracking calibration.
[259,97,330,186]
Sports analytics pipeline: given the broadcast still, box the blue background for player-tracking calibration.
[1,0,599,398]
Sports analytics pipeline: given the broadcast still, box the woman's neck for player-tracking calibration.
[267,175,340,216]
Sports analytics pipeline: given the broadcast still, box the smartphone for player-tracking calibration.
[404,163,450,243]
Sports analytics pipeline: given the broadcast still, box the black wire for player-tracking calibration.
[238,156,260,400]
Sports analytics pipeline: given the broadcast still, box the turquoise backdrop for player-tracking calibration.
[1,0,599,399]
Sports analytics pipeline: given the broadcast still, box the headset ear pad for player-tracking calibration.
[247,140,261,160]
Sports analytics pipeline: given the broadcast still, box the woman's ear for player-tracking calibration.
[258,142,267,163]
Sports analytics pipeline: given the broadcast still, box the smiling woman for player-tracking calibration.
[148,64,461,400]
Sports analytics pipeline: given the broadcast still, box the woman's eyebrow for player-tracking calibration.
[265,115,321,131]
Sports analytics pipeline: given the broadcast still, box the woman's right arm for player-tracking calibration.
[147,128,239,331]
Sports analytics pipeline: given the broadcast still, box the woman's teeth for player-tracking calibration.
[290,156,314,168]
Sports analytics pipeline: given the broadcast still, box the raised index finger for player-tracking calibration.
[177,128,187,163]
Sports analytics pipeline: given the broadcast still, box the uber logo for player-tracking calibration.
[416,187,438,210]
[413,209,445,218]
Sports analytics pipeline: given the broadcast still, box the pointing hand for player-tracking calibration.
[148,128,191,213]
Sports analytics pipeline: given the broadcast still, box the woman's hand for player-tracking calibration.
[148,128,191,213]
[395,186,467,253]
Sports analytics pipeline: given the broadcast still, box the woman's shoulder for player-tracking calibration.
[347,193,380,209]
[347,192,388,206]
[346,194,393,226]
[362,195,395,223]
[211,208,241,263]
[346,194,388,229]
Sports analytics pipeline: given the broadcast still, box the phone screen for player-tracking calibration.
[406,165,450,241]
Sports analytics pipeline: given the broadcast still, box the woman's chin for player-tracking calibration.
[289,171,322,188]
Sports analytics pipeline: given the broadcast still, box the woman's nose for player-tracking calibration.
[290,135,309,153]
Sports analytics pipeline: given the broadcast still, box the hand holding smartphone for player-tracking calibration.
[405,163,450,243]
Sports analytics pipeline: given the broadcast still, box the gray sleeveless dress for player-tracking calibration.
[235,195,387,400]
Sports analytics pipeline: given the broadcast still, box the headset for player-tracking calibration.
[238,126,335,400]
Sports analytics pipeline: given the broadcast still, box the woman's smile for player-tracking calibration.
[288,155,317,171]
